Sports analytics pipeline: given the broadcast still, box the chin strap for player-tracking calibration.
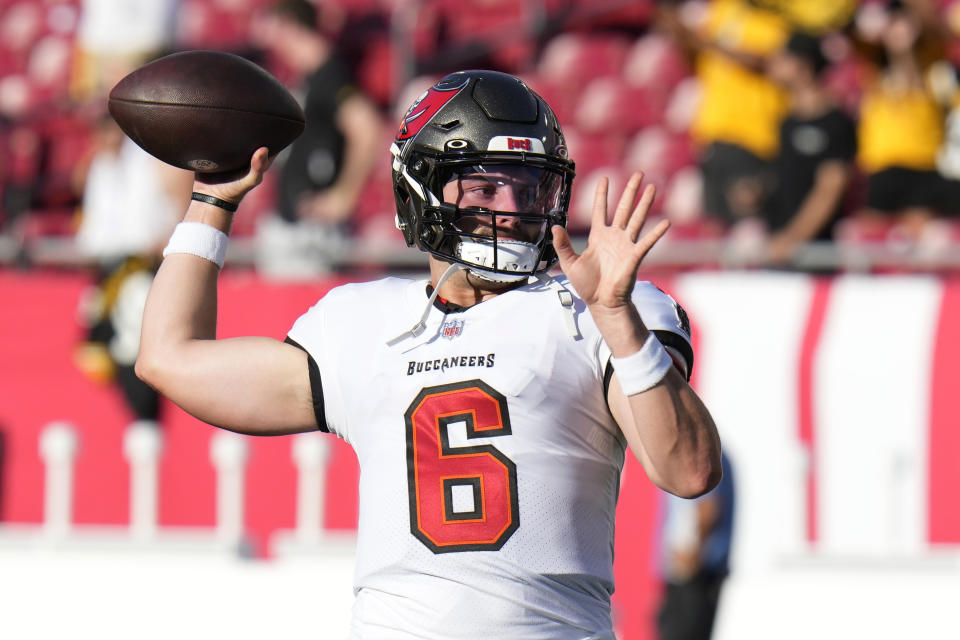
[387,262,466,347]
[534,273,581,339]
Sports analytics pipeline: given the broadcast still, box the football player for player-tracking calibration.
[137,70,721,639]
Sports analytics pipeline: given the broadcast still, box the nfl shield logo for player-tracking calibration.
[441,319,464,339]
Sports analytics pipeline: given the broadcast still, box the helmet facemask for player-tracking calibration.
[447,163,566,281]
[394,148,573,280]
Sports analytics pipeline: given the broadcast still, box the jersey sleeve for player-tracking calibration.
[598,281,694,381]
[285,294,350,441]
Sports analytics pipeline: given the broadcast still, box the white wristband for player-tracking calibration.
[162,222,229,269]
[610,333,674,396]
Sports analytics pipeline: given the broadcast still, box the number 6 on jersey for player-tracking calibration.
[404,380,519,553]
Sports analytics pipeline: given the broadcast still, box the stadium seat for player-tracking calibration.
[573,77,658,135]
[560,0,654,31]
[354,209,409,258]
[834,214,899,246]
[32,112,93,211]
[353,159,396,228]
[914,218,960,262]
[355,35,396,108]
[0,3,44,61]
[537,32,632,88]
[522,72,579,127]
[432,0,530,40]
[659,165,708,229]
[25,34,73,106]
[352,156,410,263]
[427,0,536,72]
[563,125,626,178]
[623,125,697,190]
[567,165,627,232]
[662,76,701,134]
[177,0,276,50]
[17,206,76,239]
[622,33,691,94]
[2,123,42,190]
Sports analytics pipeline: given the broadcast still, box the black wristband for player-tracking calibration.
[191,192,239,212]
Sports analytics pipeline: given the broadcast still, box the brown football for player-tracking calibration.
[108,50,305,176]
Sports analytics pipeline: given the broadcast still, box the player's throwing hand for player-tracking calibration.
[194,146,273,205]
[552,171,670,312]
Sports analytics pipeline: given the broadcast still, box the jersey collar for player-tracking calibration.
[425,284,470,314]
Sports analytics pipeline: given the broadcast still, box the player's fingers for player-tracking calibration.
[236,147,272,191]
[250,147,272,173]
[612,172,643,229]
[194,147,271,202]
[634,218,670,262]
[551,225,578,268]
[626,183,656,242]
[591,177,610,228]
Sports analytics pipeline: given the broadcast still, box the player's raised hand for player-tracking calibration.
[194,147,273,204]
[552,172,670,311]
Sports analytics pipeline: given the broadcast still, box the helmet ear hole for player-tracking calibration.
[419,226,439,248]
[417,205,443,249]
[394,184,417,247]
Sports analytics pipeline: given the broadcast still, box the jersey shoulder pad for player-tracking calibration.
[633,282,694,379]
[632,281,691,340]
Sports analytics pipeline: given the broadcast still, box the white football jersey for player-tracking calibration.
[286,274,692,640]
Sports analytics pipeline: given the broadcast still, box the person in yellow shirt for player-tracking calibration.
[856,0,956,238]
[659,0,790,225]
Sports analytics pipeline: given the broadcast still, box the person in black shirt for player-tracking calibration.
[765,31,857,266]
[252,0,382,274]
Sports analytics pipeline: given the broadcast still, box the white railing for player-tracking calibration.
[0,421,347,557]
[291,432,331,545]
[123,420,162,539]
[11,234,960,273]
[38,421,78,540]
[209,430,250,546]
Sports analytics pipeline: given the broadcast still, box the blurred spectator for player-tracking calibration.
[251,0,382,277]
[73,114,192,423]
[1,123,43,234]
[752,0,857,36]
[72,0,178,101]
[657,451,735,640]
[176,0,267,52]
[764,31,856,266]
[854,0,959,241]
[659,0,789,226]
[74,116,189,263]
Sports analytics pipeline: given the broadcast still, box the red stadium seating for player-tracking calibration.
[623,126,697,190]
[563,125,627,177]
[623,33,691,94]
[574,77,659,135]
[537,32,632,87]
[567,165,628,232]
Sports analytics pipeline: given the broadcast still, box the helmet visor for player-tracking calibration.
[442,164,566,218]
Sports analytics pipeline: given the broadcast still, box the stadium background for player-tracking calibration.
[1,1,960,639]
